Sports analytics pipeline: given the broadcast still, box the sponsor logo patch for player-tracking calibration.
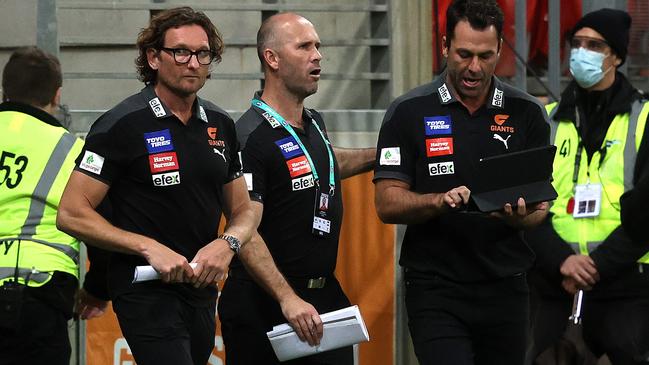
[207,127,225,147]
[79,151,105,174]
[438,83,452,103]
[152,171,180,186]
[275,136,303,159]
[428,161,455,176]
[424,115,452,135]
[286,155,311,178]
[491,87,503,107]
[490,114,515,133]
[262,112,281,128]
[292,174,315,191]
[426,137,454,157]
[379,147,401,166]
[148,97,167,118]
[148,152,179,173]
[144,129,174,154]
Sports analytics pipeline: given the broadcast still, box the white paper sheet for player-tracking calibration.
[132,263,198,283]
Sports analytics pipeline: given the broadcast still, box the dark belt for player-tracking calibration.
[228,269,330,289]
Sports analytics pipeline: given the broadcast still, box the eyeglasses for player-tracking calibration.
[160,47,215,65]
[570,36,609,53]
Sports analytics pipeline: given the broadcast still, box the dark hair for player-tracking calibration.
[135,7,224,84]
[445,0,504,47]
[2,46,61,106]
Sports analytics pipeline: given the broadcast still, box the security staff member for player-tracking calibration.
[0,47,84,365]
[56,8,257,365]
[526,9,649,365]
[218,13,374,364]
[374,1,550,364]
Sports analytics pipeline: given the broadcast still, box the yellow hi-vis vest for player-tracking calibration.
[0,109,84,287]
[546,100,649,263]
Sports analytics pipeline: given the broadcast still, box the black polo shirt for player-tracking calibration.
[233,93,343,278]
[374,73,550,282]
[76,85,242,302]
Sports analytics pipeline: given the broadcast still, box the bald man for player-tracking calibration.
[217,13,375,364]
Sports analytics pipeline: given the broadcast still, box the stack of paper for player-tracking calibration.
[266,305,370,361]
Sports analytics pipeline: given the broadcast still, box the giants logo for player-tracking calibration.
[292,174,315,191]
[152,171,180,186]
[286,155,311,178]
[490,114,515,133]
[207,127,225,147]
[426,137,454,157]
[149,152,179,173]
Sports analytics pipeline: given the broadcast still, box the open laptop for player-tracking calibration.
[468,145,558,213]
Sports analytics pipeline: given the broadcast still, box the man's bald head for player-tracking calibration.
[256,12,313,68]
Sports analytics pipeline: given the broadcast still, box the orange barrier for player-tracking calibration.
[85,171,395,365]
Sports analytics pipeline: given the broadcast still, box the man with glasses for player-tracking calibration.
[526,8,649,365]
[57,7,257,365]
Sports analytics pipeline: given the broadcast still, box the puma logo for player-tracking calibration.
[213,148,226,162]
[493,134,511,149]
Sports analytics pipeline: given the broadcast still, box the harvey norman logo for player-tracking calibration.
[286,155,311,178]
[148,152,179,173]
[428,161,455,176]
[152,171,180,187]
[426,137,454,157]
[292,174,315,191]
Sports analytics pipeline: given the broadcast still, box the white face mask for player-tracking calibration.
[569,48,613,88]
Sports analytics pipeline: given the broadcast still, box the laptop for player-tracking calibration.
[468,145,558,213]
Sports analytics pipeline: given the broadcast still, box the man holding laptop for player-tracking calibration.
[373,0,550,364]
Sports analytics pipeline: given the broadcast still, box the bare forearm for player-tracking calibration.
[519,207,549,229]
[333,147,375,179]
[238,233,297,303]
[375,185,443,224]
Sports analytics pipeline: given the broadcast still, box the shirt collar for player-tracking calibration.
[0,101,64,128]
[141,84,209,123]
[432,71,505,109]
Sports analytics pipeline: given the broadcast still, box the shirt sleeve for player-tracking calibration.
[74,116,129,185]
[373,102,416,185]
[240,131,268,203]
[224,117,243,182]
[525,102,551,148]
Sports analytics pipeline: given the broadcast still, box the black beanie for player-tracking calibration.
[571,8,631,65]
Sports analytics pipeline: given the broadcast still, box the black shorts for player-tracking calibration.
[218,274,353,365]
[112,288,216,365]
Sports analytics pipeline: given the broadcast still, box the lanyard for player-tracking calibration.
[251,99,336,195]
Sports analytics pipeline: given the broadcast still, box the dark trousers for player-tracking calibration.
[0,289,71,365]
[112,289,216,365]
[405,271,530,365]
[218,275,353,365]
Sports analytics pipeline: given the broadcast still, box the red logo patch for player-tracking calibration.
[286,155,312,178]
[426,137,454,157]
[207,127,217,139]
[494,114,509,125]
[149,152,179,173]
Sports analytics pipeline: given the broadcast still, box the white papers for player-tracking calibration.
[266,305,370,362]
[132,263,197,283]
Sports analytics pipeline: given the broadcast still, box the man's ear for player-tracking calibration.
[53,87,62,106]
[147,48,161,70]
[442,35,449,58]
[263,48,280,71]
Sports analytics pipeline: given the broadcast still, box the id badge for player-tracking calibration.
[312,187,332,237]
[572,183,602,218]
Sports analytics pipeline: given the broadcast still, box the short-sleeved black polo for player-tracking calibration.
[233,94,343,277]
[374,73,550,282]
[76,85,242,301]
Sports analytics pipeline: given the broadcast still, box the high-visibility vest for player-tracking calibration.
[546,100,649,263]
[0,109,84,287]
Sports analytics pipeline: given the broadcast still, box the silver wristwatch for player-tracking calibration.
[219,234,241,254]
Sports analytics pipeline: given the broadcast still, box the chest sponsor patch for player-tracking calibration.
[148,152,179,173]
[490,114,515,133]
[152,171,180,187]
[379,147,401,166]
[424,115,452,135]
[207,127,225,147]
[275,136,303,159]
[79,151,105,175]
[428,161,455,176]
[426,137,454,157]
[144,129,174,154]
[286,155,312,178]
[292,174,315,191]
